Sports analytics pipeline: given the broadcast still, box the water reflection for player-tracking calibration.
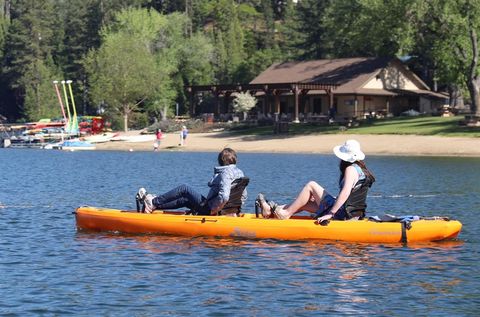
[1,150,479,316]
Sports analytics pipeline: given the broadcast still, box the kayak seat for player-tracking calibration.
[218,177,250,216]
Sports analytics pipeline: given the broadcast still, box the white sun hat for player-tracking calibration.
[333,139,365,162]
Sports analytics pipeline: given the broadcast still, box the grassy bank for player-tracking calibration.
[230,116,480,137]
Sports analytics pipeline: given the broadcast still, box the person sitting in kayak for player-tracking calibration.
[256,139,375,222]
[137,147,246,215]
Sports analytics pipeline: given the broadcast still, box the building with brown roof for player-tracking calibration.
[187,57,447,122]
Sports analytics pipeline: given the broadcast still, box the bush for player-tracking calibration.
[144,118,205,133]
[130,112,149,130]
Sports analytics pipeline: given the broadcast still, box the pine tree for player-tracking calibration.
[0,1,8,60]
[283,0,331,60]
[209,0,245,83]
[213,30,228,83]
[0,0,11,119]
[3,0,58,120]
[57,0,97,115]
[279,0,300,60]
[260,0,275,49]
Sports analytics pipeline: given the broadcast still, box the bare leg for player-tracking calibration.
[278,181,328,219]
[260,181,328,218]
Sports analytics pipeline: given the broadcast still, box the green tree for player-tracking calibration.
[147,0,184,14]
[57,0,95,115]
[235,47,282,82]
[0,1,8,60]
[321,0,480,116]
[23,57,61,120]
[146,12,187,119]
[213,30,228,83]
[85,8,170,131]
[277,0,298,60]
[412,0,480,116]
[284,0,331,59]
[0,1,10,118]
[225,13,245,81]
[3,0,59,121]
[322,0,415,58]
[175,31,214,112]
[260,0,275,49]
[207,0,245,83]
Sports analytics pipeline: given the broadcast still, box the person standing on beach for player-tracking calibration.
[180,126,188,146]
[256,140,375,222]
[154,129,163,151]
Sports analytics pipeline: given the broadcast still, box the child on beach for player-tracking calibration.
[256,139,375,222]
[137,148,247,215]
[179,126,188,146]
[154,129,163,151]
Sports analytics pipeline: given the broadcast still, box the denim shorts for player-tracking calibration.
[314,194,347,220]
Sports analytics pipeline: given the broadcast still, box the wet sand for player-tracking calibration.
[94,131,480,157]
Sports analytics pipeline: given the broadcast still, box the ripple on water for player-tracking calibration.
[0,150,478,316]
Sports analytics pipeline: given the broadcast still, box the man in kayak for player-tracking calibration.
[137,147,246,215]
[256,139,375,222]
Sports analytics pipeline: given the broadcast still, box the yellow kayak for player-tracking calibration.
[75,206,462,243]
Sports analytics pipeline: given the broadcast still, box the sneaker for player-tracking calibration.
[273,206,290,220]
[137,187,147,201]
[143,194,156,213]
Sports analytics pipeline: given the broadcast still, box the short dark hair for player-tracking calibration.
[218,148,237,166]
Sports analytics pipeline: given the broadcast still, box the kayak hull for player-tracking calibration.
[75,206,462,243]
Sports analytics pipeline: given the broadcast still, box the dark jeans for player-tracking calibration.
[152,184,210,215]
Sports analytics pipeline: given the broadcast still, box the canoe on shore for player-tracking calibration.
[83,132,119,143]
[110,134,156,143]
[75,206,462,243]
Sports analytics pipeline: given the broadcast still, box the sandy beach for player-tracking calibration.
[94,131,480,157]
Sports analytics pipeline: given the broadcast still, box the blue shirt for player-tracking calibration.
[206,164,246,213]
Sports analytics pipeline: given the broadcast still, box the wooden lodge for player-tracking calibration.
[186,57,448,123]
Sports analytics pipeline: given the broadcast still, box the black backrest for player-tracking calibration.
[220,177,249,214]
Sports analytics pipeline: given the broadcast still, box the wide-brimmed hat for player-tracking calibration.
[333,139,365,162]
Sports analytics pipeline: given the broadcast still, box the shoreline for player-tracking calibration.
[94,132,480,157]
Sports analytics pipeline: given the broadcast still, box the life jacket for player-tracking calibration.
[343,164,374,219]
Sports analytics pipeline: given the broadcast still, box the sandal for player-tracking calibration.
[272,205,290,220]
[256,193,276,218]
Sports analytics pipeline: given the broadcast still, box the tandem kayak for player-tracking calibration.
[75,206,462,243]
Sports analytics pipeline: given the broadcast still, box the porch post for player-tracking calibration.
[300,89,309,120]
[274,91,280,114]
[224,91,232,114]
[354,95,358,118]
[328,89,334,117]
[263,85,270,114]
[215,92,220,116]
[293,85,300,123]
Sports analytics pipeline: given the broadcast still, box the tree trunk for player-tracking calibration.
[466,27,480,116]
[162,105,168,121]
[448,85,462,108]
[466,78,480,116]
[123,113,128,132]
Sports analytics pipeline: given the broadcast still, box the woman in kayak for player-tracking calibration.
[137,147,246,215]
[256,139,375,222]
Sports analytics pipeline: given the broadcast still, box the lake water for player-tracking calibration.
[0,149,479,316]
